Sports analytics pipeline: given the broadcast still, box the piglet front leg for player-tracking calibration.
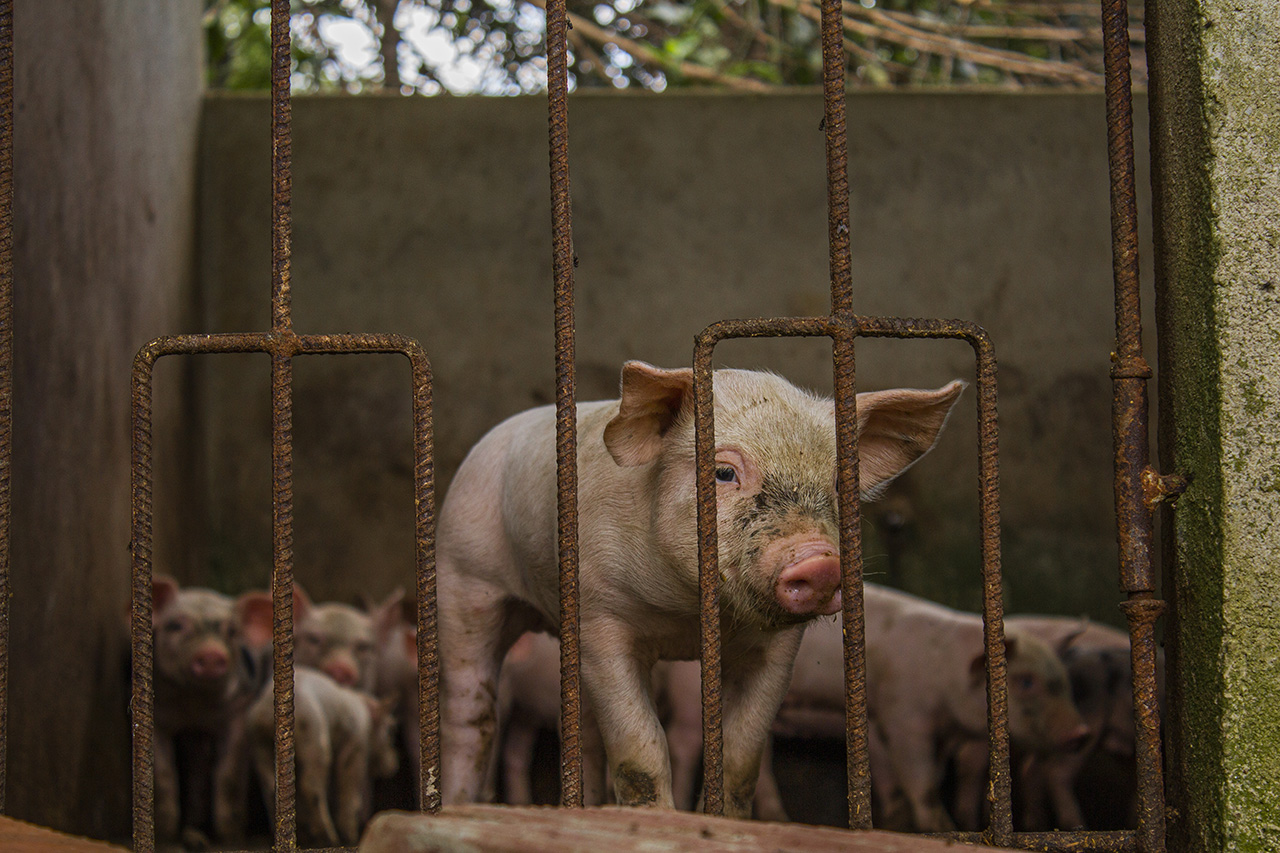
[579,618,674,809]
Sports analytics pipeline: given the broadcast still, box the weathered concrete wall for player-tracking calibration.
[1148,0,1280,850]
[198,92,1155,626]
[8,0,201,839]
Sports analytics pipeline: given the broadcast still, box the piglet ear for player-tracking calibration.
[236,590,275,652]
[151,575,180,621]
[292,583,312,626]
[603,361,694,467]
[854,379,966,499]
[371,588,406,641]
[969,635,1017,683]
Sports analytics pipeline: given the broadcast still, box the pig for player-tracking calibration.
[294,584,404,692]
[373,611,423,799]
[859,584,1091,832]
[957,616,1162,831]
[146,575,273,844]
[248,668,400,846]
[436,360,964,817]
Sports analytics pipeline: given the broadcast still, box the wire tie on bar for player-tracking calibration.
[1142,466,1190,509]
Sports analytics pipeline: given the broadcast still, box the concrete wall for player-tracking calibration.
[1148,0,1280,850]
[197,92,1155,627]
[8,0,202,839]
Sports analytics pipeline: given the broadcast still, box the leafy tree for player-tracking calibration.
[203,0,1144,94]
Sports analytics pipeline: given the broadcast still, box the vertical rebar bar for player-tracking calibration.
[1100,0,1168,847]
[819,0,852,318]
[0,0,12,817]
[545,0,583,809]
[693,334,724,817]
[269,0,298,847]
[832,324,872,830]
[130,348,159,853]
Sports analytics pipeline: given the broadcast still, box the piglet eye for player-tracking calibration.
[715,466,739,485]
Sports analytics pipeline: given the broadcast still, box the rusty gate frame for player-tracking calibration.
[127,3,442,851]
[0,0,1178,849]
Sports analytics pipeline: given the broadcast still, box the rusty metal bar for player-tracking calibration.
[268,1,298,847]
[832,325,872,830]
[1099,0,1171,846]
[131,331,436,850]
[129,0,438,846]
[130,347,160,853]
[819,0,852,317]
[854,316,1011,845]
[693,315,1005,838]
[944,831,1139,851]
[544,0,583,810]
[0,0,12,817]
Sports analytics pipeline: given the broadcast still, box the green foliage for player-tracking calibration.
[204,0,1144,93]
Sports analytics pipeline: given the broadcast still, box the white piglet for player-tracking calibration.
[436,361,964,816]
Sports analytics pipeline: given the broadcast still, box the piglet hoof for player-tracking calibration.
[775,551,841,616]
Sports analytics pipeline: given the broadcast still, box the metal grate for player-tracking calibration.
[126,2,438,851]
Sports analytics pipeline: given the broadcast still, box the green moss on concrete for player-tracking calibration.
[1152,0,1280,850]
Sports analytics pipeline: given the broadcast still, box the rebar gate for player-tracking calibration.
[126,2,440,850]
[0,0,1174,849]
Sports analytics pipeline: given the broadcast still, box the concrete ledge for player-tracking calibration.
[359,805,1003,852]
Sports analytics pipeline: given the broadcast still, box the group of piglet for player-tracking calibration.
[493,588,1150,832]
[146,576,413,849]
[144,360,1152,846]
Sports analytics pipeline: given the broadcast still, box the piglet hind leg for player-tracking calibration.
[438,566,528,806]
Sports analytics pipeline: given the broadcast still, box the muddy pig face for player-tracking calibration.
[604,363,965,631]
[151,576,238,689]
[1001,631,1091,754]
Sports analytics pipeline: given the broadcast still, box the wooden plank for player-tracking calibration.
[0,818,129,853]
[360,805,1005,853]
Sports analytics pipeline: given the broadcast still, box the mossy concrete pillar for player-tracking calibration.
[1147,0,1280,851]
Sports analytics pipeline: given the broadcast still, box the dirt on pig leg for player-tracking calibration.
[439,569,543,805]
[579,619,674,810]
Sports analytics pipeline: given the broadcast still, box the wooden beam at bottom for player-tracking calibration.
[360,806,1006,853]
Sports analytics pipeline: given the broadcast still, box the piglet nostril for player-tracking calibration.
[775,554,842,616]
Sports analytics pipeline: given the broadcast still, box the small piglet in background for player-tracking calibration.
[859,584,1090,832]
[373,600,421,799]
[437,360,965,816]
[147,575,272,845]
[986,616,1160,831]
[248,668,399,847]
[294,584,403,692]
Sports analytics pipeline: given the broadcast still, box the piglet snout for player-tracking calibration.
[775,545,842,616]
[324,659,361,688]
[190,647,230,680]
[1059,722,1092,752]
